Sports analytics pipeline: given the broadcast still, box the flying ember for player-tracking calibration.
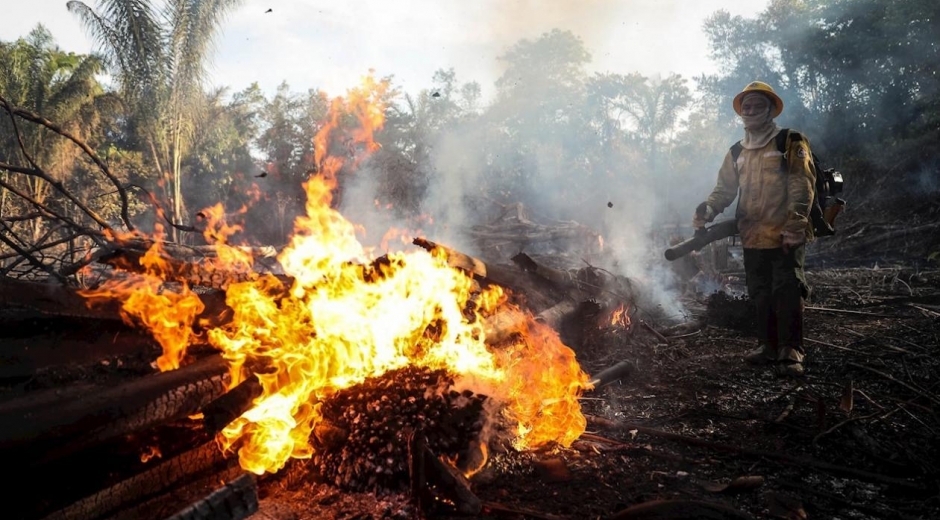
[80,76,589,477]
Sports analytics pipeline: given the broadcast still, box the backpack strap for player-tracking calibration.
[730,142,743,164]
[731,127,796,166]
[776,128,791,152]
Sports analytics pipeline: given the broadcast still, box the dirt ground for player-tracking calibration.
[247,263,940,520]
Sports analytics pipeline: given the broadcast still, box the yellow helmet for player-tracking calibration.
[733,81,784,118]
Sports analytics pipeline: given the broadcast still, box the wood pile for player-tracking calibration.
[312,366,488,492]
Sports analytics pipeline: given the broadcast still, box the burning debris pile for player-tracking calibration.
[63,78,588,489]
[0,79,632,519]
[312,366,488,492]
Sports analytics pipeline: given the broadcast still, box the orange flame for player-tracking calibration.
[609,303,630,328]
[80,224,205,371]
[80,75,589,475]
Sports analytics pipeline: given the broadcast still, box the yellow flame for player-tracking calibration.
[80,75,589,476]
[80,224,204,371]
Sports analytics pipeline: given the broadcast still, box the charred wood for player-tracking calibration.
[409,431,482,516]
[535,299,579,331]
[585,360,636,391]
[312,366,488,492]
[162,473,258,520]
[0,355,228,462]
[0,276,123,320]
[41,441,234,520]
[202,376,264,435]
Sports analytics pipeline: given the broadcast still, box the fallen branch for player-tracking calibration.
[907,303,940,318]
[846,362,940,406]
[609,499,754,520]
[640,320,669,344]
[202,376,264,435]
[584,415,926,491]
[481,502,570,520]
[805,337,862,354]
[806,306,908,319]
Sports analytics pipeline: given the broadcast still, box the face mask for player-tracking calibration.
[739,94,773,129]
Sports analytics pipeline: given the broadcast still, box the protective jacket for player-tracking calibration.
[706,129,816,249]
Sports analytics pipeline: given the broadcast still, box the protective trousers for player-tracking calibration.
[743,246,807,363]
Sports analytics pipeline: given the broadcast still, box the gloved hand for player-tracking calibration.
[692,202,716,229]
[781,229,806,253]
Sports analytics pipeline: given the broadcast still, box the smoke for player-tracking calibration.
[386,87,698,320]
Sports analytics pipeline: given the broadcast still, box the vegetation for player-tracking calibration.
[1,0,937,266]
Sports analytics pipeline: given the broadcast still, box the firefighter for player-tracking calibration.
[693,81,815,377]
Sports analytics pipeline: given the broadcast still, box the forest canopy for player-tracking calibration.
[1,0,938,276]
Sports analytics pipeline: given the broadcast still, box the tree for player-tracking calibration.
[183,85,262,214]
[68,0,244,240]
[587,73,690,173]
[0,26,107,241]
[701,0,940,174]
[485,29,596,215]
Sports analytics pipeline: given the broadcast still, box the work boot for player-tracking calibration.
[775,346,805,378]
[744,343,776,365]
[775,361,805,377]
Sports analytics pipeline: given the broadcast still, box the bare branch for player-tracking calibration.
[0,175,106,244]
[0,220,67,283]
[0,94,135,231]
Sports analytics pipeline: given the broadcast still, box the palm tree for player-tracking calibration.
[0,25,106,241]
[67,0,244,241]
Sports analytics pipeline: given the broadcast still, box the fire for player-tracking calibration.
[79,225,205,371]
[80,75,589,476]
[609,303,630,328]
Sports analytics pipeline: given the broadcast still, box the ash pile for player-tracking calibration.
[311,365,488,492]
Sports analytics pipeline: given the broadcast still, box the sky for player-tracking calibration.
[4,0,768,99]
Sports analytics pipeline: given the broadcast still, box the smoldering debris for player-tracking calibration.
[311,366,488,492]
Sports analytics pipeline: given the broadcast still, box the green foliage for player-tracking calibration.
[0,25,111,241]
[700,0,940,185]
[67,0,245,239]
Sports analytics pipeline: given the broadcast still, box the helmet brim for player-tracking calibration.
[733,90,784,118]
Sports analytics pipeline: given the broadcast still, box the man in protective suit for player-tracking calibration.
[694,81,815,378]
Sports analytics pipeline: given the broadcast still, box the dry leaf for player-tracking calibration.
[840,379,854,414]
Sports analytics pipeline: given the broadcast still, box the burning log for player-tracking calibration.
[90,238,284,290]
[514,252,636,329]
[201,375,264,435]
[0,354,228,463]
[409,430,482,516]
[411,237,531,290]
[311,365,488,492]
